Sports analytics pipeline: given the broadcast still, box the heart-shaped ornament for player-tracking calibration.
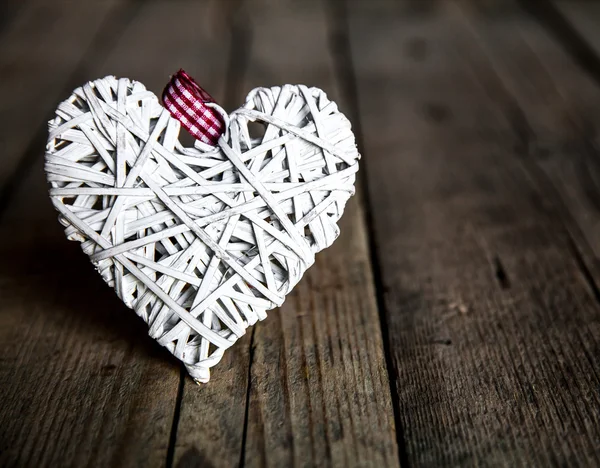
[45,75,359,383]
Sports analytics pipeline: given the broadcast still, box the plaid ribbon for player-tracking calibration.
[162,69,224,145]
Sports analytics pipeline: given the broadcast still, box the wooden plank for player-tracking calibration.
[235,1,399,466]
[0,0,128,194]
[348,1,600,465]
[0,2,234,466]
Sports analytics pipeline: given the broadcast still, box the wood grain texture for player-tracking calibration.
[7,0,600,465]
[0,2,234,467]
[348,1,600,465]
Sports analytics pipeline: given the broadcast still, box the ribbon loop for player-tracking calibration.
[162,69,224,145]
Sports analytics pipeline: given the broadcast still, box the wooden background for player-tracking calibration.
[1,0,600,466]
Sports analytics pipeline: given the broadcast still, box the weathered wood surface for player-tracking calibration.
[347,0,600,465]
[3,0,600,466]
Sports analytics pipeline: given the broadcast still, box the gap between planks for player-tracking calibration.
[326,0,411,465]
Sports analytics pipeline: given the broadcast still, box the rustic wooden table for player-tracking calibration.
[1,0,600,466]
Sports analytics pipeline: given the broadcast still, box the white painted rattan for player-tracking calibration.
[45,76,359,383]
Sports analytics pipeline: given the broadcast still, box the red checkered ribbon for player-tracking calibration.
[162,69,225,145]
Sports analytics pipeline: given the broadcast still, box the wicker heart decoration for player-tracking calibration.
[45,76,359,383]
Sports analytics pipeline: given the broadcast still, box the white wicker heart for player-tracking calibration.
[45,76,359,383]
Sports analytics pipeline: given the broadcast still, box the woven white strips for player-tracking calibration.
[45,76,359,382]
